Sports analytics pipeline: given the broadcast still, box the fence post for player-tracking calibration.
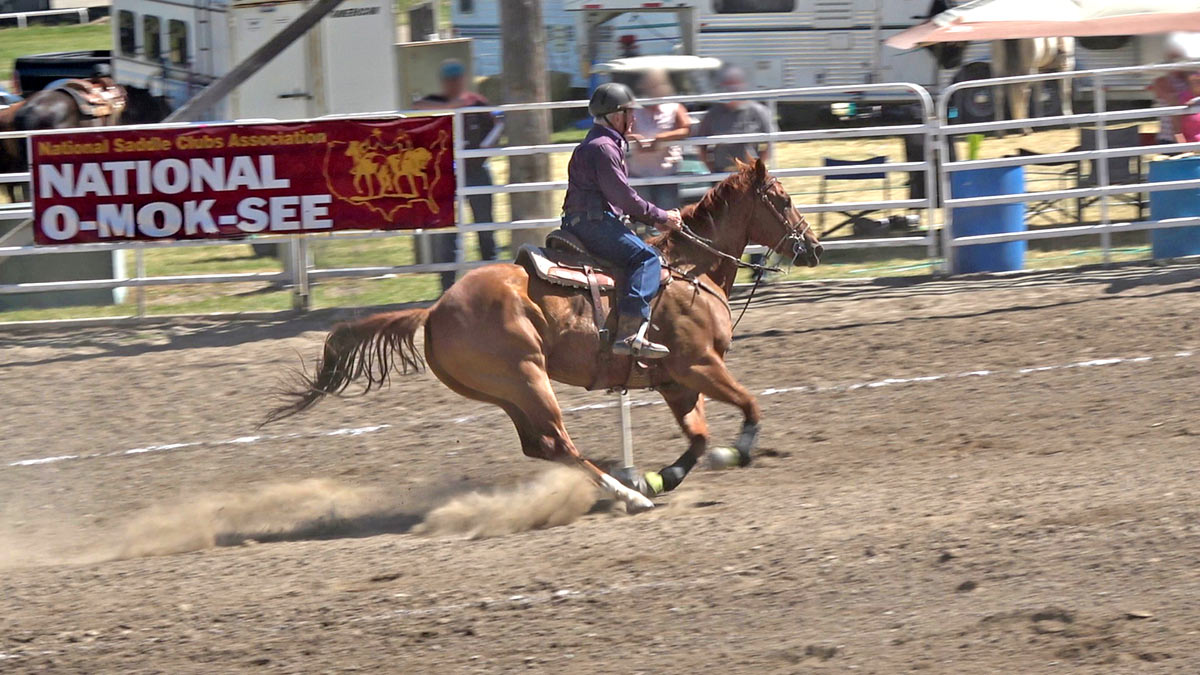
[135,249,146,318]
[452,111,467,279]
[936,125,955,275]
[923,105,939,263]
[1094,73,1112,264]
[289,236,309,311]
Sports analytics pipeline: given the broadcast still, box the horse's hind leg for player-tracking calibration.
[500,360,655,510]
[668,352,761,467]
[427,337,653,511]
[655,383,710,492]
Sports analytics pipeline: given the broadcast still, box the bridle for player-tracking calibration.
[674,175,818,330]
[754,176,816,268]
[678,176,814,272]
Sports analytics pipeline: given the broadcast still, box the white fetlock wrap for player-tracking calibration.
[599,473,655,512]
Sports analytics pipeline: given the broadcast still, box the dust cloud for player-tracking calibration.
[1,468,602,567]
[412,465,599,539]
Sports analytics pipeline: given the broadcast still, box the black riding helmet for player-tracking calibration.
[588,82,641,118]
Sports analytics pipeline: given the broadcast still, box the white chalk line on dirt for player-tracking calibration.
[6,424,392,468]
[7,349,1194,470]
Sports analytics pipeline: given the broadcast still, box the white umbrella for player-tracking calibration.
[887,0,1200,50]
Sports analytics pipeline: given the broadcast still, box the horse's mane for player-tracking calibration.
[647,162,756,260]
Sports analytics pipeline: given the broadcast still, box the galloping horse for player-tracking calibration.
[266,159,822,511]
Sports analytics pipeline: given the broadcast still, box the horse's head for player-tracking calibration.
[743,158,823,268]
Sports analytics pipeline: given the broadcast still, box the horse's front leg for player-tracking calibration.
[668,352,761,467]
[652,383,710,492]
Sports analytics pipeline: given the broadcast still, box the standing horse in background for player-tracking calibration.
[265,159,823,512]
[992,38,1076,131]
[0,100,28,204]
[0,77,128,203]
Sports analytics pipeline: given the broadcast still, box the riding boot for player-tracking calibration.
[612,314,669,359]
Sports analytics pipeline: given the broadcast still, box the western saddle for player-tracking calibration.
[515,229,670,344]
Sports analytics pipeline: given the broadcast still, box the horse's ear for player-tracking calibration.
[732,158,746,172]
[753,157,767,184]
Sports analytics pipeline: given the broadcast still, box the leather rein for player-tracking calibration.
[670,176,814,330]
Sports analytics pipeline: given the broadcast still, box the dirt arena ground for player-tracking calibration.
[0,262,1197,673]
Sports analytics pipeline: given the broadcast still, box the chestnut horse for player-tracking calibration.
[267,159,822,511]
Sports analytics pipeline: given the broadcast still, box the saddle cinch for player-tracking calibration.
[515,230,670,340]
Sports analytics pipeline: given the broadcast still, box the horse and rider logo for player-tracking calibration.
[323,128,449,219]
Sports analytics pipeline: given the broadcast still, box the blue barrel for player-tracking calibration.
[1148,156,1200,259]
[950,166,1027,273]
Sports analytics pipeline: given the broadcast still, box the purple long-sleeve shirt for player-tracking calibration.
[561,124,668,224]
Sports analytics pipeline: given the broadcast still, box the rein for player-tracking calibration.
[676,224,781,274]
[674,175,815,332]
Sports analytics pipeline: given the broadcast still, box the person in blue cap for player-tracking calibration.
[415,59,500,291]
[561,82,683,359]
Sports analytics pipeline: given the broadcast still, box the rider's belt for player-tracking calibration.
[563,211,616,228]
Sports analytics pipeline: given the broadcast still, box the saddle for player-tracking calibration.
[515,228,671,362]
[515,229,669,292]
[46,78,126,121]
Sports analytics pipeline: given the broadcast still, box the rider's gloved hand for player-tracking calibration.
[659,209,683,233]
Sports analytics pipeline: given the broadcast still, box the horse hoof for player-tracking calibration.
[605,469,658,509]
[734,423,760,466]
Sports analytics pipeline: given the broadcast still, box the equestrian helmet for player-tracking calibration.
[588,82,641,118]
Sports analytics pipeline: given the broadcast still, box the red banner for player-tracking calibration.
[31,116,456,245]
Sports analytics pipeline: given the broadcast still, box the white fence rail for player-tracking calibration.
[3,65,1200,325]
[0,83,939,321]
[0,7,89,28]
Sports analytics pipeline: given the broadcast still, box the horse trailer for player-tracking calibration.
[109,0,399,120]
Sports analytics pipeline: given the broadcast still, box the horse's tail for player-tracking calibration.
[264,308,430,425]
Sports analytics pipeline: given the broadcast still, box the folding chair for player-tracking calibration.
[1076,125,1145,222]
[817,156,892,238]
[1017,148,1079,226]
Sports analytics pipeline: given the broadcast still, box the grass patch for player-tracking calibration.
[0,23,111,85]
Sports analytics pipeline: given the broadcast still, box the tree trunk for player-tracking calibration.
[499,0,555,251]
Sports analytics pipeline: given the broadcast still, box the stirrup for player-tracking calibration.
[612,320,669,359]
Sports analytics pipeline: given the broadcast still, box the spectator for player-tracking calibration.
[697,66,774,173]
[1150,33,1200,144]
[697,66,775,273]
[1182,72,1200,143]
[627,69,692,214]
[414,59,501,292]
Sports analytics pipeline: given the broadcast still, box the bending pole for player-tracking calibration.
[164,0,346,123]
[619,390,634,469]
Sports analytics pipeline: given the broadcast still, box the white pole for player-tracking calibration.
[135,249,146,317]
[1094,73,1112,264]
[619,390,634,469]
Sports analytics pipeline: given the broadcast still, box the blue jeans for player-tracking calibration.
[562,214,661,320]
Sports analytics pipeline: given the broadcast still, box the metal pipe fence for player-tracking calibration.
[936,60,1200,273]
[3,65,1200,325]
[0,83,938,324]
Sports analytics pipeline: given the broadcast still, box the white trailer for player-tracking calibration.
[455,0,1162,106]
[110,0,399,120]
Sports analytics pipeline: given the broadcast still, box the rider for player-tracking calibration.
[561,82,683,358]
